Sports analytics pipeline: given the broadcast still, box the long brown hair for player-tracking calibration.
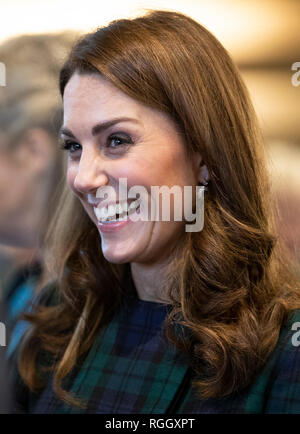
[18,10,300,407]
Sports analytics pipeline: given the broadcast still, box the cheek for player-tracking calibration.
[137,152,190,188]
[127,148,176,185]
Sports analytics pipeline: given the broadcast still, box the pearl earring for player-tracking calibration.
[203,180,209,192]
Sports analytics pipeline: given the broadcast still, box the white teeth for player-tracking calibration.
[121,202,128,212]
[129,200,139,211]
[101,206,108,219]
[94,207,107,220]
[108,204,116,217]
[94,207,101,220]
[93,199,140,223]
[100,207,108,219]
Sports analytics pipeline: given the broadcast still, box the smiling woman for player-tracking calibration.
[13,10,300,414]
[59,72,203,274]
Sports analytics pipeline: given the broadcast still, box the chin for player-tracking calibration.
[102,253,129,264]
[100,243,141,264]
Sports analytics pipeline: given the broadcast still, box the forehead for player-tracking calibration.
[62,72,180,139]
[63,73,143,122]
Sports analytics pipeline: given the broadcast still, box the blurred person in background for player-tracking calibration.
[0,33,76,411]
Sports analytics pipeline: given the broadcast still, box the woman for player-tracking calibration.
[0,32,76,362]
[0,33,75,411]
[13,10,300,413]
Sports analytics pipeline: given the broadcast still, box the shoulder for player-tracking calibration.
[9,282,60,413]
[245,309,300,414]
[7,281,59,359]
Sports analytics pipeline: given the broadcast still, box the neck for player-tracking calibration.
[129,234,185,304]
[130,258,173,303]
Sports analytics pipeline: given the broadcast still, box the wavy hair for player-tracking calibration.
[18,10,300,407]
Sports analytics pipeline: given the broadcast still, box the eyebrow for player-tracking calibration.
[59,117,141,139]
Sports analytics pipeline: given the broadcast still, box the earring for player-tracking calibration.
[203,180,209,192]
[197,182,208,199]
[200,180,209,192]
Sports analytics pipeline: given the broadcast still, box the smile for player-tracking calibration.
[93,199,141,223]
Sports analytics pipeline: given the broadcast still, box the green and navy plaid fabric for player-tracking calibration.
[30,295,191,413]
[12,273,300,414]
[27,305,300,414]
[176,309,300,414]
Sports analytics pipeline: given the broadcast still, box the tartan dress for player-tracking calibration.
[12,271,300,414]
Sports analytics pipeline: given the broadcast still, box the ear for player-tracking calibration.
[15,128,54,175]
[193,153,210,185]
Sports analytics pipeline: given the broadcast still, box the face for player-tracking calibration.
[0,129,54,248]
[62,73,201,265]
[0,136,37,247]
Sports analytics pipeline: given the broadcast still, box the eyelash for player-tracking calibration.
[60,133,134,154]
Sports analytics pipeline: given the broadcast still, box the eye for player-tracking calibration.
[107,133,133,149]
[59,132,134,155]
[60,140,81,154]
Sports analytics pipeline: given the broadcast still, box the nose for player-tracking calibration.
[73,148,109,194]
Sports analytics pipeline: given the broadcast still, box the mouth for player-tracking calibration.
[93,199,141,224]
